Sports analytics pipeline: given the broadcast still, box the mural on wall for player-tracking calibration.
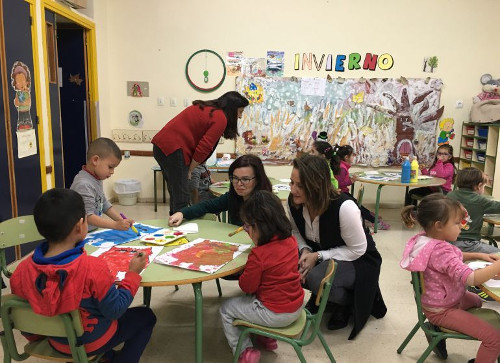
[236,76,444,166]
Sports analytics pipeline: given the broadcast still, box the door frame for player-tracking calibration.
[39,0,98,188]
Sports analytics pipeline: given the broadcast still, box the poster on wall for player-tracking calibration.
[236,76,444,167]
[16,129,37,158]
[11,61,34,131]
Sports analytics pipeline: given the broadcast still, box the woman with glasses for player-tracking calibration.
[168,154,272,227]
[152,91,249,216]
[287,154,386,339]
[404,144,456,206]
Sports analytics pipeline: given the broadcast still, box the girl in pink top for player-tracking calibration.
[405,144,456,206]
[401,194,500,363]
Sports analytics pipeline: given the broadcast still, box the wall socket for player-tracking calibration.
[111,129,143,143]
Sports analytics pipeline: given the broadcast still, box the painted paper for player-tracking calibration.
[226,51,243,76]
[84,223,162,247]
[241,58,266,77]
[437,118,455,146]
[266,51,284,77]
[154,238,251,274]
[91,245,163,281]
[11,61,33,131]
[237,76,444,166]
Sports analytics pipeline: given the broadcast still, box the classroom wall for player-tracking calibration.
[89,0,500,207]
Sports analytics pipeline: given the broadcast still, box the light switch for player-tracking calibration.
[157,96,165,106]
[170,98,177,107]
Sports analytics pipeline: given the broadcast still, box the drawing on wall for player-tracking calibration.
[266,51,284,77]
[241,58,266,77]
[423,56,439,73]
[437,118,455,145]
[127,81,149,97]
[226,51,243,76]
[11,61,33,131]
[236,76,444,166]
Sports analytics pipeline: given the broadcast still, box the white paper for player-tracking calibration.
[484,279,500,288]
[16,129,37,158]
[300,78,326,97]
[174,223,199,234]
[272,184,291,191]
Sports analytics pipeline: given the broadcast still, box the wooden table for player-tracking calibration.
[209,177,290,202]
[85,219,252,363]
[353,171,446,233]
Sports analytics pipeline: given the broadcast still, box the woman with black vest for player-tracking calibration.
[287,154,386,340]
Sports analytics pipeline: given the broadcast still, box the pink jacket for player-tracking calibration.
[400,232,473,309]
[336,161,352,193]
[421,160,454,192]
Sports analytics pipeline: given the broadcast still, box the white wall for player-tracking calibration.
[89,0,500,207]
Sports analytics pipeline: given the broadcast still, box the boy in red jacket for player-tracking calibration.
[10,188,156,362]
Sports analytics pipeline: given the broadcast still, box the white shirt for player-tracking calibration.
[287,199,367,262]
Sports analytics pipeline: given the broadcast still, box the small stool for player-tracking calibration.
[152,165,166,212]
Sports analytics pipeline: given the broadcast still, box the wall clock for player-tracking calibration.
[185,49,226,92]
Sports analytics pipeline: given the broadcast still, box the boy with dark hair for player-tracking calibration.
[70,137,133,231]
[10,188,156,362]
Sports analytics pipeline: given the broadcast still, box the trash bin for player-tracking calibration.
[114,179,141,206]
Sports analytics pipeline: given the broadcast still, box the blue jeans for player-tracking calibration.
[89,306,156,363]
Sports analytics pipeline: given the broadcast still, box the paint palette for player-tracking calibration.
[140,228,187,245]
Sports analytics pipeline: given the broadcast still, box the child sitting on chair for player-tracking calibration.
[219,190,304,363]
[401,194,500,362]
[10,188,156,362]
[70,137,134,232]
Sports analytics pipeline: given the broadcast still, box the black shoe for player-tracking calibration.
[467,286,494,302]
[327,304,349,330]
[423,322,448,359]
[305,294,318,315]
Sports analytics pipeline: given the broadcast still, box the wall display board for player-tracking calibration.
[236,76,444,166]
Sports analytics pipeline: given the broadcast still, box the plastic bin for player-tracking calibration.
[465,138,474,147]
[477,152,486,162]
[464,150,472,160]
[466,126,475,135]
[114,179,141,206]
[478,140,487,150]
[478,128,488,137]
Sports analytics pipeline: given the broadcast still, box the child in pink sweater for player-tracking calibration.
[405,144,456,206]
[401,193,500,363]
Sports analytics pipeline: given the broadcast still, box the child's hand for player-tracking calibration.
[114,219,132,231]
[479,253,500,263]
[129,252,147,273]
[168,212,184,227]
[350,174,358,182]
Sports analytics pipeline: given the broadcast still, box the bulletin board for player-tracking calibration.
[235,76,444,166]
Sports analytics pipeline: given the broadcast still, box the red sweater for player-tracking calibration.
[239,236,304,313]
[151,105,227,165]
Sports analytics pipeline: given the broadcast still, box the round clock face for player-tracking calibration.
[128,110,142,127]
[185,49,226,92]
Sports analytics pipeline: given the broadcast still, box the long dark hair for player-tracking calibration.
[330,144,354,175]
[228,154,272,222]
[292,154,337,215]
[313,140,336,174]
[193,91,249,140]
[240,190,292,246]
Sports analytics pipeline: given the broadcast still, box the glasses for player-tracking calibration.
[243,223,254,232]
[437,152,450,156]
[230,176,256,185]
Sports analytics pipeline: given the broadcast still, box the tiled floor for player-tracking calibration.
[2,202,491,362]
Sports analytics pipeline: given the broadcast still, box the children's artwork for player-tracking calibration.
[128,110,143,127]
[11,61,33,131]
[126,81,149,97]
[84,223,162,247]
[154,238,251,274]
[241,58,266,77]
[226,51,243,76]
[16,129,37,158]
[91,245,163,281]
[423,56,439,73]
[140,228,186,246]
[437,118,455,146]
[236,76,444,166]
[266,51,284,77]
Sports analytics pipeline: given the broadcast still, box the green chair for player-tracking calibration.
[397,271,500,362]
[232,260,337,363]
[356,184,365,207]
[0,215,43,307]
[0,294,106,362]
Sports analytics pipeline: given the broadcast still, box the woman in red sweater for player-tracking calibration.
[219,190,304,363]
[152,91,249,215]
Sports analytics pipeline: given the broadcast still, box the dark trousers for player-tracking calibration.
[305,260,355,306]
[153,145,190,215]
[405,187,445,206]
[89,306,156,363]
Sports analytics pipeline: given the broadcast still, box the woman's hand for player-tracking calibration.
[298,250,319,283]
[168,212,184,226]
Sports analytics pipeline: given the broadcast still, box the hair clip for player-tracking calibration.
[324,147,332,153]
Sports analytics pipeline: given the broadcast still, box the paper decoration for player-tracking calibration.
[84,223,162,247]
[11,61,34,131]
[127,81,149,97]
[237,76,444,166]
[91,245,163,281]
[295,52,394,72]
[437,118,455,146]
[128,110,143,127]
[300,78,326,97]
[154,238,251,274]
[423,56,438,73]
[226,51,243,76]
[69,73,83,86]
[266,51,284,77]
[16,129,37,158]
[241,58,266,77]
